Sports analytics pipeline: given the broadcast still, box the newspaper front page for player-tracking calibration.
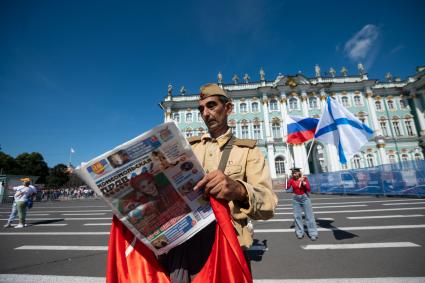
[75,122,215,255]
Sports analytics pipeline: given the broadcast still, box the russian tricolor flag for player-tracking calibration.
[287,116,319,144]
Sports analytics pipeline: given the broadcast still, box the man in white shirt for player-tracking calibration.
[4,178,36,228]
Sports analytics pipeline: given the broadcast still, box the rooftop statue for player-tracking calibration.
[243,73,250,83]
[259,67,265,81]
[358,63,366,75]
[180,86,186,95]
[232,74,239,84]
[341,66,348,77]
[329,67,336,78]
[167,83,173,96]
[315,64,321,77]
[385,72,393,82]
[217,71,223,83]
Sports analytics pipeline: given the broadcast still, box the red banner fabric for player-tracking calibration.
[106,197,253,283]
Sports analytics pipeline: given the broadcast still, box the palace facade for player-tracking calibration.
[159,65,425,179]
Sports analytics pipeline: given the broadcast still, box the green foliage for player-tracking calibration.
[0,151,51,184]
[14,152,49,183]
[0,152,18,174]
[46,164,70,187]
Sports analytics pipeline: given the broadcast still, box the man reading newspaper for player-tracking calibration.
[159,83,278,282]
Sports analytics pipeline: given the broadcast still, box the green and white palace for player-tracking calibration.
[159,65,425,179]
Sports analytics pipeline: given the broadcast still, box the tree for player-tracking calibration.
[46,163,70,187]
[0,151,18,175]
[14,152,49,183]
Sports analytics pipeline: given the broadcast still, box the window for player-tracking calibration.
[405,120,414,136]
[240,103,247,113]
[401,154,409,162]
[341,96,349,107]
[400,99,407,109]
[352,154,361,169]
[354,95,362,106]
[272,122,281,138]
[375,101,382,111]
[392,121,401,136]
[415,153,422,160]
[359,116,366,124]
[186,129,192,137]
[309,97,318,109]
[251,102,259,113]
[380,121,389,136]
[275,156,285,175]
[387,100,395,110]
[228,120,237,137]
[253,124,261,139]
[229,125,237,136]
[197,112,202,122]
[173,113,180,123]
[289,98,298,110]
[241,125,249,139]
[389,154,396,164]
[269,99,278,111]
[186,112,192,123]
[367,154,374,167]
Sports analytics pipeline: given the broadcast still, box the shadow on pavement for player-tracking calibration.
[29,219,65,226]
[316,219,358,240]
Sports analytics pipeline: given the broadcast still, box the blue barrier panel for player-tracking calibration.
[308,160,425,197]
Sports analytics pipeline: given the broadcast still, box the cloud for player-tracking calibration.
[344,24,380,62]
[390,44,404,54]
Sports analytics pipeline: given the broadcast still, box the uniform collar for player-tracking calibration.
[201,128,233,149]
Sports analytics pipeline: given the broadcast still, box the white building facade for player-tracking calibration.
[160,66,425,179]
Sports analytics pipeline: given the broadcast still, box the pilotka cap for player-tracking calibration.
[199,83,229,100]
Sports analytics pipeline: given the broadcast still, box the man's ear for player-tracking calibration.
[225,102,233,115]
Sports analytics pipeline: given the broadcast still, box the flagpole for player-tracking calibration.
[306,138,315,160]
[69,149,72,167]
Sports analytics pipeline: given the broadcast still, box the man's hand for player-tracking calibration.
[193,170,247,202]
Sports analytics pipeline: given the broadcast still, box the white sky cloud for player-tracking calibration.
[344,24,379,61]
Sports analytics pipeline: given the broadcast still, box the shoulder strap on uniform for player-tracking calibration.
[233,138,257,148]
[187,136,202,145]
[218,135,235,172]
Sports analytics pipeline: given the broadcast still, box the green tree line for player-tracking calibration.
[0,151,70,187]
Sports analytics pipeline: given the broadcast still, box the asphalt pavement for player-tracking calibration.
[0,193,424,282]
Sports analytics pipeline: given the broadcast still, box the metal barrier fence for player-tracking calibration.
[308,160,425,197]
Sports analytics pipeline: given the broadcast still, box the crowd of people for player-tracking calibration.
[34,186,96,201]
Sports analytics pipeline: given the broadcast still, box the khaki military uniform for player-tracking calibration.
[188,129,278,248]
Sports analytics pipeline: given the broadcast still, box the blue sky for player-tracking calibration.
[1,0,424,167]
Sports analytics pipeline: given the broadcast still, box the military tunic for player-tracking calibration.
[188,129,278,248]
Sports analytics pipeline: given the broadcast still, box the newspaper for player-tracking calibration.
[75,122,215,255]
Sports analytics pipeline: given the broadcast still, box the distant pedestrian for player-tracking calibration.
[286,168,318,240]
[4,178,37,228]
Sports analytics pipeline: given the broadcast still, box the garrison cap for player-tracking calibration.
[199,83,229,100]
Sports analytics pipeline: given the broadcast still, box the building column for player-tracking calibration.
[279,91,288,136]
[165,107,172,122]
[267,144,276,178]
[301,90,308,116]
[261,95,271,140]
[375,136,389,164]
[365,90,382,136]
[412,91,425,135]
[319,89,327,109]
[326,144,341,172]
[292,144,310,174]
[261,94,276,178]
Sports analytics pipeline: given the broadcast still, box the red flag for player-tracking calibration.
[106,197,252,283]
